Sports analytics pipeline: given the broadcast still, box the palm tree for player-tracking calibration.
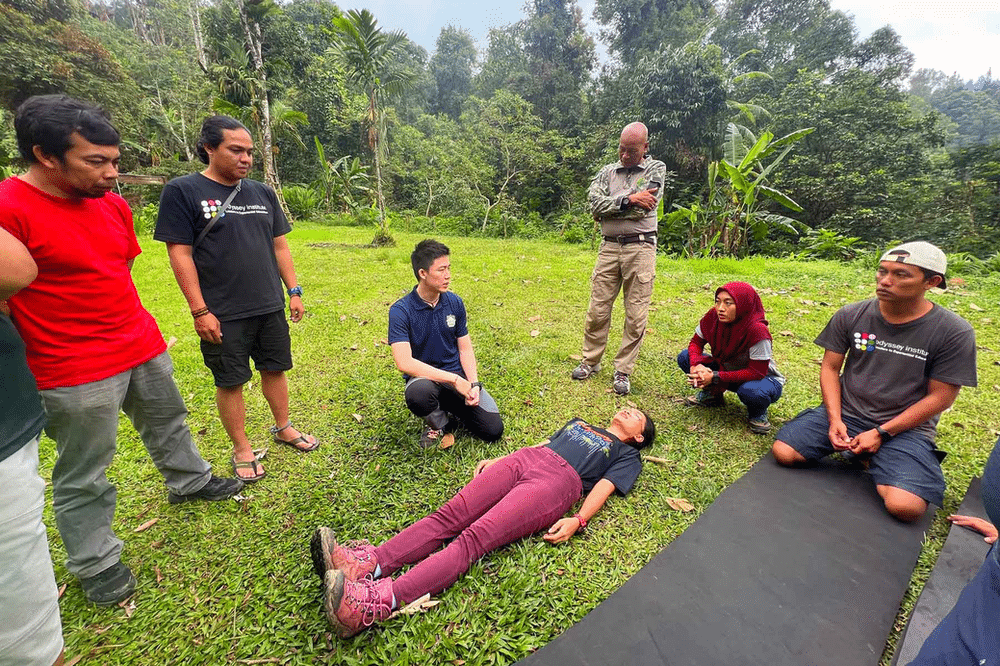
[330,9,415,245]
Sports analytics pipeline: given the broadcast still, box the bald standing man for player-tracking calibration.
[571,122,667,395]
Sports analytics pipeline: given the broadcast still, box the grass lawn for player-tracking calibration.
[47,224,1000,665]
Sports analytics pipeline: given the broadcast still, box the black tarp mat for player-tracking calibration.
[890,477,990,666]
[519,453,935,666]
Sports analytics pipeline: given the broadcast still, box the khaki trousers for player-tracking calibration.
[581,240,656,375]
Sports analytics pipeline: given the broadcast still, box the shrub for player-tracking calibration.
[133,203,159,236]
[283,185,322,221]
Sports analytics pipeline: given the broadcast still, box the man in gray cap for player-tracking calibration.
[771,241,977,522]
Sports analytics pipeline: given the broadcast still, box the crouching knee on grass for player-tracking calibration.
[310,408,654,638]
[772,242,977,522]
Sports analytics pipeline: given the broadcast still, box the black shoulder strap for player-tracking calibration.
[192,179,242,250]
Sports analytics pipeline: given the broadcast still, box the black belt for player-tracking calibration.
[603,233,657,245]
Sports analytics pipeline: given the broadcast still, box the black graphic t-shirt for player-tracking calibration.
[546,418,643,494]
[815,299,977,439]
[154,174,291,321]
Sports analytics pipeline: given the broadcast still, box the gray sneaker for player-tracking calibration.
[80,561,136,606]
[571,361,601,380]
[748,414,771,434]
[612,371,631,395]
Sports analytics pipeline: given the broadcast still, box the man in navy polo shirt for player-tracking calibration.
[388,240,504,447]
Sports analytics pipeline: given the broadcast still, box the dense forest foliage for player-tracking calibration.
[2,0,999,260]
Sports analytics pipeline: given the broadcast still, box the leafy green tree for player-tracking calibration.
[713,0,855,82]
[330,8,416,244]
[592,0,715,61]
[430,25,476,120]
[764,68,945,243]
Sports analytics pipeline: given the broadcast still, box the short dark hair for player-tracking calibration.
[919,268,944,286]
[15,95,120,163]
[411,239,450,280]
[637,410,656,449]
[196,115,250,165]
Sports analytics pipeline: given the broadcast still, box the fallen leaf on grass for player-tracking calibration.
[166,336,178,350]
[352,413,363,423]
[555,569,564,575]
[527,315,541,322]
[530,329,540,337]
[155,566,163,583]
[134,518,158,533]
[969,303,984,311]
[237,660,282,665]
[452,661,467,665]
[388,594,440,619]
[339,315,347,322]
[779,330,794,337]
[150,539,164,549]
[438,433,456,450]
[120,599,136,617]
[666,497,695,512]
[58,584,66,599]
[374,464,380,473]
[626,400,637,408]
[642,456,670,465]
[64,657,82,666]
[569,354,583,361]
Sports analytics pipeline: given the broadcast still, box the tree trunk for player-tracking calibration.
[235,0,289,219]
[188,0,208,74]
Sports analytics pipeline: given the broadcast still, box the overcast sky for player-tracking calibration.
[342,0,998,83]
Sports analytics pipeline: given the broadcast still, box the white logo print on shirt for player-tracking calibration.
[446,314,456,328]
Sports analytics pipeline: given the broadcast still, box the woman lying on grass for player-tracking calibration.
[311,408,655,638]
[677,281,785,434]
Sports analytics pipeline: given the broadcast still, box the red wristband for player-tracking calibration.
[573,513,587,530]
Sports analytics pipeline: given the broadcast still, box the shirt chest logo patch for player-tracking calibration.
[446,314,456,328]
[201,199,222,220]
[854,331,876,352]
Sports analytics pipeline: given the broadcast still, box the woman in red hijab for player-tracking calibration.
[676,281,785,433]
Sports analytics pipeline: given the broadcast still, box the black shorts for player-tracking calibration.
[200,310,292,387]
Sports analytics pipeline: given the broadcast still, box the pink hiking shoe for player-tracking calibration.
[323,569,393,638]
[310,526,378,581]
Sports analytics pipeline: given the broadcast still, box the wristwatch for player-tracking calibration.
[287,285,303,297]
[711,371,720,384]
[470,381,483,390]
[875,425,892,441]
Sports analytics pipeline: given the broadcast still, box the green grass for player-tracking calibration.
[46,225,1000,665]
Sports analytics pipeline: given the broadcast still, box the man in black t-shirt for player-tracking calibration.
[773,242,977,522]
[155,116,317,483]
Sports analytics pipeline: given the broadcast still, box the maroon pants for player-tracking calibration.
[375,446,582,604]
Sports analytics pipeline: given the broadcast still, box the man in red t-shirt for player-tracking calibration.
[0,95,243,607]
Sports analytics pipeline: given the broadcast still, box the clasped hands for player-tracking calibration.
[828,420,882,456]
[687,364,714,389]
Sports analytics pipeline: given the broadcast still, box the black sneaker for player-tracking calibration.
[80,561,137,606]
[168,475,244,504]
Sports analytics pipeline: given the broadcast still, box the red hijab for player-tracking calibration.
[697,281,771,363]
